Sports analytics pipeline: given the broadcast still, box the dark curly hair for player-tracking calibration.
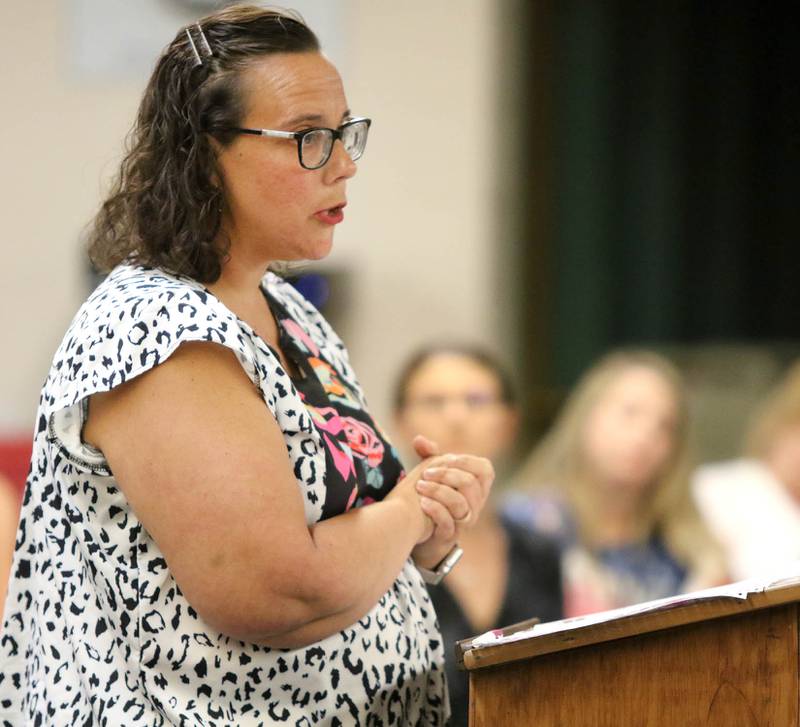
[87,5,320,283]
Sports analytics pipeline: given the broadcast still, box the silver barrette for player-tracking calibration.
[185,23,213,67]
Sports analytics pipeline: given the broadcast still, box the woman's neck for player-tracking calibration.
[579,478,650,548]
[207,247,272,306]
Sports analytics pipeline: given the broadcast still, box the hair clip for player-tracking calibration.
[185,23,213,67]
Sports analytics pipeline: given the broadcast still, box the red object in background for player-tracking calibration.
[0,435,32,497]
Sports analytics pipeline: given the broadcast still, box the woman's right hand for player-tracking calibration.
[386,453,461,544]
[387,435,494,569]
[406,434,495,569]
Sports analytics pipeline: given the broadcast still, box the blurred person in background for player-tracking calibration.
[0,7,495,724]
[0,474,19,616]
[393,344,563,727]
[506,350,727,618]
[694,361,800,581]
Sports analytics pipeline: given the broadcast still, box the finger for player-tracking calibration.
[419,496,456,542]
[413,434,440,459]
[422,466,480,491]
[421,466,483,515]
[416,480,471,521]
[407,453,455,478]
[439,455,495,495]
[453,509,473,527]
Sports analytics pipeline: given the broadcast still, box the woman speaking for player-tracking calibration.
[0,6,493,724]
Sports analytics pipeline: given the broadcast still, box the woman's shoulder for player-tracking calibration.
[45,264,257,413]
[499,490,575,544]
[501,508,563,561]
[68,264,248,353]
[692,457,798,524]
[693,458,779,499]
[87,263,227,317]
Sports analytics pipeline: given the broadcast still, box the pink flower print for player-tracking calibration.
[342,417,385,468]
[301,402,356,482]
[322,431,356,482]
[345,485,359,511]
[306,404,345,436]
[281,319,320,357]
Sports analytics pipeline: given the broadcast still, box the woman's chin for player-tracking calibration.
[307,246,332,261]
[277,245,331,265]
[301,233,335,261]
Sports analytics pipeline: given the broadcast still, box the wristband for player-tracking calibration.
[415,544,464,586]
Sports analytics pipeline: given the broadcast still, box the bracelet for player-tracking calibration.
[415,544,464,586]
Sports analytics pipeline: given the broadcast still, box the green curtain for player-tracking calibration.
[515,0,800,389]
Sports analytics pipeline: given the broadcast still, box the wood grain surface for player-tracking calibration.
[469,605,798,726]
[462,581,800,671]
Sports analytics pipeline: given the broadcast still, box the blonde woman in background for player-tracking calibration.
[505,350,727,617]
[694,361,800,580]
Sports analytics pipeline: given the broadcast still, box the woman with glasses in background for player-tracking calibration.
[393,344,563,727]
[0,6,493,725]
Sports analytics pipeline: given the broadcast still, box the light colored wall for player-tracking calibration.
[333,1,503,427]
[1,3,141,434]
[0,1,502,434]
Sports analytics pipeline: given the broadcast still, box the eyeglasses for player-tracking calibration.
[230,117,372,170]
[405,393,504,413]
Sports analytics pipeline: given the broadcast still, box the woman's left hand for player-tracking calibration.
[410,435,494,568]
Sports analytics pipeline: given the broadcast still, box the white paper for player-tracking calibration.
[469,563,800,650]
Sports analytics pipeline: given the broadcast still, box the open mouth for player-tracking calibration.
[315,204,346,224]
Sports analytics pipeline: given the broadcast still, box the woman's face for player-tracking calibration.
[581,366,679,493]
[216,52,357,264]
[394,354,518,460]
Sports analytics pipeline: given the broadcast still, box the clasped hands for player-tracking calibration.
[401,434,494,569]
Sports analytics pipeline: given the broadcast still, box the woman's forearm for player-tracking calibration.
[238,496,427,648]
[251,580,402,649]
[305,496,425,613]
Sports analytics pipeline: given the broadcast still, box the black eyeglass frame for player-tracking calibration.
[229,117,372,170]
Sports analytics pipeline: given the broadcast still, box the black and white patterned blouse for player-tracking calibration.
[0,264,448,726]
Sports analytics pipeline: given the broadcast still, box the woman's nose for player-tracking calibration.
[442,398,472,423]
[325,139,358,182]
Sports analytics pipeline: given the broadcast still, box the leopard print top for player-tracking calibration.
[0,264,447,726]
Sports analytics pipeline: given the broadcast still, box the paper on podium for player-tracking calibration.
[469,562,800,650]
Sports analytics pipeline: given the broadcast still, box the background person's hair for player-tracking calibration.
[87,5,320,283]
[515,349,726,585]
[392,343,518,413]
[746,361,800,458]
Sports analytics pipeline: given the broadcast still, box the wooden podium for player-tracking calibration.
[459,577,800,726]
